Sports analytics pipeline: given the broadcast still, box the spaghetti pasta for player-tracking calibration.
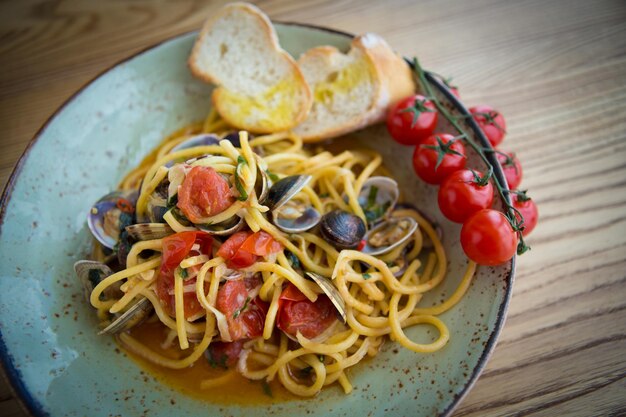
[81,109,476,398]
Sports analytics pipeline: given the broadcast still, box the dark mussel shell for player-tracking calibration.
[319,210,366,249]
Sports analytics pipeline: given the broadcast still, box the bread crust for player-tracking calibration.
[188,2,312,133]
[297,33,415,143]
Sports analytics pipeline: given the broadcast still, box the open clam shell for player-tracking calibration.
[306,272,347,323]
[87,190,138,249]
[266,175,312,211]
[125,223,174,241]
[361,216,418,257]
[98,297,153,335]
[74,260,114,303]
[272,206,321,233]
[358,176,399,225]
[197,216,245,236]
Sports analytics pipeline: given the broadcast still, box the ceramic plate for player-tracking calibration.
[0,23,514,417]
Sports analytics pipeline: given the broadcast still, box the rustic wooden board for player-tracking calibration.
[1,1,625,416]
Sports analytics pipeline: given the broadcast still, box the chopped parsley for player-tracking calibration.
[261,380,273,397]
[361,186,391,224]
[234,156,248,201]
[362,273,372,280]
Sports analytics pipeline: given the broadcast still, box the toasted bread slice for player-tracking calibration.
[189,3,312,133]
[294,33,415,142]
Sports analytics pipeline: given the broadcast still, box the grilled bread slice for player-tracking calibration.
[189,2,312,133]
[294,33,415,142]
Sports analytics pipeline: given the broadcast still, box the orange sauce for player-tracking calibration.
[122,321,304,405]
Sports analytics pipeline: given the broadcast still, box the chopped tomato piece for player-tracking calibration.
[217,231,282,269]
[239,231,282,256]
[277,284,337,339]
[217,231,252,260]
[216,276,268,341]
[177,166,234,223]
[205,340,244,368]
[157,231,212,318]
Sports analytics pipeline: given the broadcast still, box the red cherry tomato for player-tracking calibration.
[217,231,256,269]
[438,169,494,223]
[277,284,337,339]
[205,340,244,368]
[461,209,518,265]
[412,133,467,185]
[177,166,234,223]
[217,231,282,269]
[239,231,282,257]
[157,231,213,318]
[512,192,538,236]
[216,276,268,341]
[470,105,507,147]
[386,95,438,146]
[497,151,523,190]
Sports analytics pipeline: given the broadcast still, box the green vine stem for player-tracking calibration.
[409,57,530,255]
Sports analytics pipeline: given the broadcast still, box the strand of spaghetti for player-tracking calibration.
[354,153,382,193]
[391,311,450,353]
[337,372,352,394]
[248,131,291,147]
[109,275,155,314]
[90,257,161,309]
[413,261,476,315]
[277,353,326,396]
[335,271,374,314]
[249,209,334,276]
[174,267,189,349]
[259,271,281,301]
[200,371,236,390]
[345,307,392,337]
[296,331,359,355]
[342,175,366,222]
[335,250,442,295]
[125,239,162,268]
[321,176,351,211]
[136,166,169,218]
[163,210,197,232]
[140,289,206,333]
[118,314,214,369]
[325,337,371,373]
[263,284,282,340]
[245,261,318,302]
[180,255,211,269]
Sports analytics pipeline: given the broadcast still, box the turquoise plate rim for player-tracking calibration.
[0,22,515,417]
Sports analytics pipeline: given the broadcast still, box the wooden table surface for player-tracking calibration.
[1,1,625,416]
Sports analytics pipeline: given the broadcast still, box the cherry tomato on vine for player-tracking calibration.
[512,192,538,236]
[461,209,518,265]
[386,95,438,146]
[470,105,507,147]
[497,151,523,190]
[412,133,467,185]
[438,169,494,223]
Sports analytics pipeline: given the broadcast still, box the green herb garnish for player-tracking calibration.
[362,273,372,280]
[261,380,273,397]
[234,156,248,201]
[266,170,280,182]
[285,250,302,270]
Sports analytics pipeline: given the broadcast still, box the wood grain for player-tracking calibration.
[1,1,625,416]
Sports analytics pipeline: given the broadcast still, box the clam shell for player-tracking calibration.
[306,272,347,323]
[125,223,174,241]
